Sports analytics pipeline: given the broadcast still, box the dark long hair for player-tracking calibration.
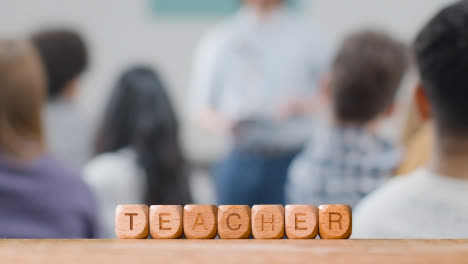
[94,66,192,205]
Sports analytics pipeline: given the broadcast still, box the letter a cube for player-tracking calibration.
[183,205,217,239]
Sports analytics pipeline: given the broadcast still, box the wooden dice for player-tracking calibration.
[183,205,218,239]
[115,204,149,239]
[218,205,251,239]
[150,205,183,239]
[251,205,284,239]
[285,205,318,239]
[318,205,352,239]
[115,204,351,239]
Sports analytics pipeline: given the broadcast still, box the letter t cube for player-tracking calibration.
[115,204,149,239]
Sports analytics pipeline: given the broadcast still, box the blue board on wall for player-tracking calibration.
[150,0,300,16]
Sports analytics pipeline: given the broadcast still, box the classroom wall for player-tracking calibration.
[0,0,455,163]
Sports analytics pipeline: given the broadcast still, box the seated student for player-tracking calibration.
[84,66,192,238]
[286,30,408,208]
[0,39,99,238]
[31,29,91,168]
[354,0,468,239]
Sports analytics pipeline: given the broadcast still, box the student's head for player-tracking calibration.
[242,0,284,13]
[31,29,88,100]
[414,1,468,138]
[330,30,408,126]
[94,66,191,205]
[0,39,46,159]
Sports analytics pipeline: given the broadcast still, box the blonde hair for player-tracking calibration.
[0,39,47,158]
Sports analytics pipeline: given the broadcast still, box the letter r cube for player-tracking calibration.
[318,204,352,239]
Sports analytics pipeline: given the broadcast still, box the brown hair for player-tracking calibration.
[331,30,409,124]
[31,29,88,99]
[0,39,47,158]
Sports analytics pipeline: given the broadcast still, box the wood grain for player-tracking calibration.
[1,240,468,264]
[218,205,251,239]
[115,204,149,239]
[285,205,318,239]
[183,205,217,239]
[318,205,352,239]
[149,205,183,239]
[251,205,284,239]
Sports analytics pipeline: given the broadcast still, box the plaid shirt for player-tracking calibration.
[286,124,401,208]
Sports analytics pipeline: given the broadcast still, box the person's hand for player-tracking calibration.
[276,97,324,120]
[276,80,330,120]
[276,98,306,120]
[198,108,237,134]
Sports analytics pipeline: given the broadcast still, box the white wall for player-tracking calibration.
[0,0,455,162]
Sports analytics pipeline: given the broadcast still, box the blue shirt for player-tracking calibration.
[0,153,99,238]
[286,123,402,207]
[190,6,329,150]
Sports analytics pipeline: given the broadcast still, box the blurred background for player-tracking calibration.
[0,0,451,203]
[0,0,449,155]
[0,0,460,238]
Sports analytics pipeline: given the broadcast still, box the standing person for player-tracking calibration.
[85,66,192,238]
[0,39,99,238]
[353,0,468,238]
[190,0,327,205]
[31,29,91,169]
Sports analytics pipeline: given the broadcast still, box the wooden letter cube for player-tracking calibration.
[318,204,352,239]
[183,205,217,239]
[115,204,149,239]
[149,205,183,239]
[218,205,251,239]
[251,205,284,239]
[285,205,318,239]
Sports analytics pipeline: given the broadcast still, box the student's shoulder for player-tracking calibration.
[289,138,314,168]
[352,170,425,238]
[84,149,141,186]
[39,155,95,200]
[39,154,82,180]
[356,170,422,211]
[84,150,137,174]
[287,139,320,185]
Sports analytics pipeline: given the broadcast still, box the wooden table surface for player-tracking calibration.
[1,239,468,264]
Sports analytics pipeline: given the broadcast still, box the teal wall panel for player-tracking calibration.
[150,0,300,16]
